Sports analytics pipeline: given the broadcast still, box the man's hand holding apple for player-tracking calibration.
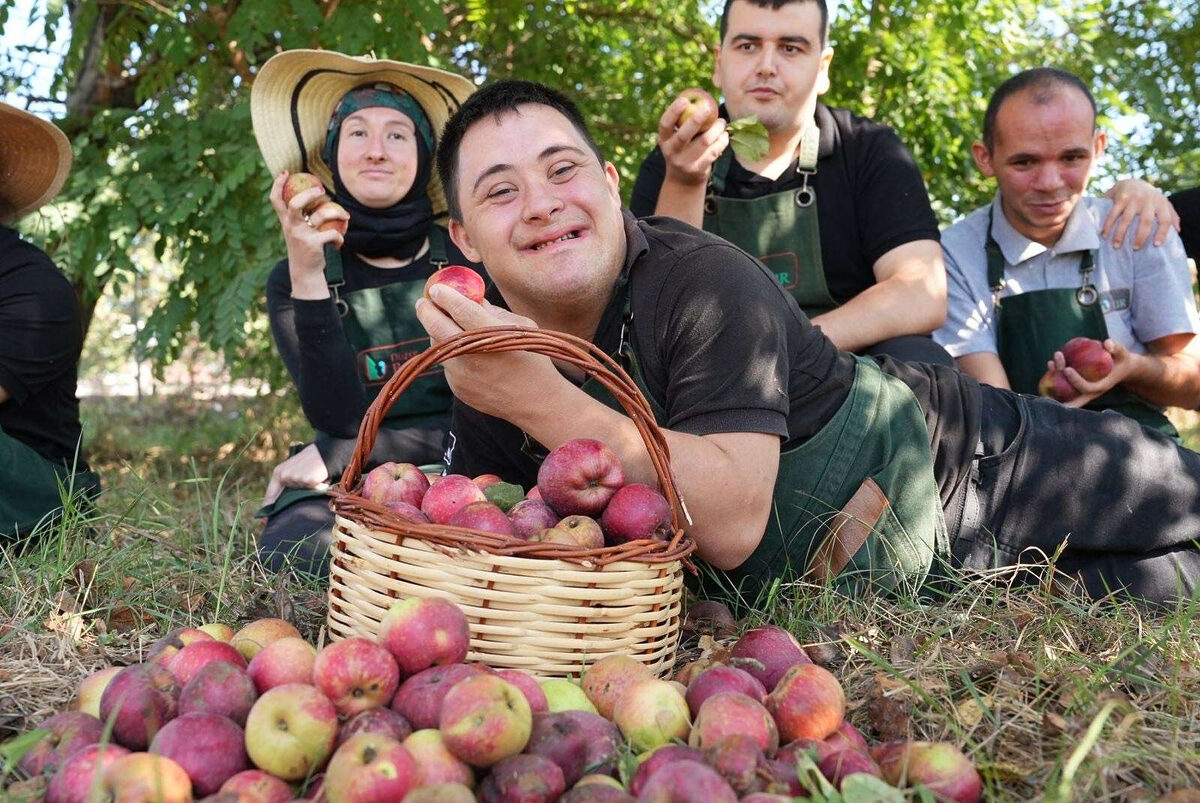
[1049,339,1135,408]
[658,90,729,188]
[262,443,331,507]
[415,283,560,420]
[269,171,350,300]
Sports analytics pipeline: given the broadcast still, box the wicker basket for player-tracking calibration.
[327,326,696,678]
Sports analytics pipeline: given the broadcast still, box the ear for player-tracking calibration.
[815,46,834,96]
[604,161,621,202]
[448,218,482,264]
[712,45,724,91]
[1093,129,1107,159]
[971,141,995,177]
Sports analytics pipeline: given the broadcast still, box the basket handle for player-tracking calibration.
[338,325,690,532]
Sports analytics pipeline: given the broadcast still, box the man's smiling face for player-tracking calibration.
[447,103,625,319]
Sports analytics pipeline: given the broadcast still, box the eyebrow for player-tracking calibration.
[1006,146,1091,162]
[470,144,591,194]
[730,33,814,48]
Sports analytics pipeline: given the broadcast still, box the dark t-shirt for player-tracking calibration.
[1171,187,1200,261]
[629,103,941,303]
[448,214,980,517]
[266,232,481,474]
[0,226,85,465]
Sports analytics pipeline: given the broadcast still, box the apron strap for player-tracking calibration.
[986,205,1099,309]
[705,116,819,211]
[428,227,448,269]
[322,244,349,317]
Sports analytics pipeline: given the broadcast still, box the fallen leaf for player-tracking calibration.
[866,673,912,743]
[1157,790,1200,803]
[1042,710,1071,738]
[106,605,153,632]
[889,635,917,667]
[954,695,991,728]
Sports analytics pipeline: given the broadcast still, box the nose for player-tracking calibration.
[522,179,563,222]
[755,46,777,77]
[364,131,388,161]
[1031,163,1062,193]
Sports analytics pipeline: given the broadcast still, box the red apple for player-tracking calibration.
[683,600,738,638]
[685,665,767,717]
[231,618,302,661]
[636,758,737,803]
[1061,336,1114,382]
[536,514,605,549]
[281,172,329,212]
[826,720,870,754]
[361,462,430,511]
[243,684,339,781]
[323,732,418,803]
[168,640,247,687]
[179,661,257,726]
[507,499,560,540]
[764,663,845,743]
[246,636,317,693]
[150,712,248,795]
[600,483,672,544]
[423,265,486,305]
[448,500,515,536]
[17,711,104,778]
[477,754,565,803]
[46,743,130,803]
[689,691,778,753]
[676,87,719,130]
[581,655,653,720]
[536,439,625,517]
[818,746,881,789]
[420,474,488,524]
[629,744,704,797]
[316,201,349,236]
[701,733,768,796]
[148,627,216,668]
[495,669,549,714]
[391,663,488,729]
[473,474,503,489]
[97,752,192,803]
[402,729,475,788]
[219,769,294,803]
[312,636,400,718]
[438,675,532,767]
[728,625,811,691]
[378,597,471,677]
[99,662,181,750]
[524,710,621,787]
[612,679,691,753]
[338,707,412,747]
[872,741,982,803]
[1037,368,1080,402]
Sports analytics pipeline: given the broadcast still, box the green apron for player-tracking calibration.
[1,425,100,538]
[985,210,1180,441]
[257,229,455,518]
[526,275,947,606]
[703,122,837,317]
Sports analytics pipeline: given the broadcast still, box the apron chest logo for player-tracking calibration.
[358,338,442,386]
[760,252,800,291]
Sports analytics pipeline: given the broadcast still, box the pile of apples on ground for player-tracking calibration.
[8,592,981,803]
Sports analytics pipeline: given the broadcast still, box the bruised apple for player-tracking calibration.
[312,636,400,718]
[392,663,489,730]
[438,675,532,767]
[424,265,486,305]
[872,741,982,803]
[764,663,845,743]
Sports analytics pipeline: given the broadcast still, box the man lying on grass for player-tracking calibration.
[415,79,1200,607]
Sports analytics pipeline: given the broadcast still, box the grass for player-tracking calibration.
[3,394,1200,800]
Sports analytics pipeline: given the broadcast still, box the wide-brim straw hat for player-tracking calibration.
[251,50,475,218]
[0,102,72,223]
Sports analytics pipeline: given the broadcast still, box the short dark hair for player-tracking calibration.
[983,67,1097,151]
[719,0,829,47]
[436,79,606,221]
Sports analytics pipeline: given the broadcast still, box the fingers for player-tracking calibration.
[658,97,691,142]
[263,469,283,507]
[415,296,466,342]
[269,171,288,216]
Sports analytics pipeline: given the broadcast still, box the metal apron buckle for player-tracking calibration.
[795,171,815,208]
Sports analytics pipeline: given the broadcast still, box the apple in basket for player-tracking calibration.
[537,438,625,516]
[532,514,605,549]
[421,474,487,524]
[361,461,430,511]
[600,482,673,544]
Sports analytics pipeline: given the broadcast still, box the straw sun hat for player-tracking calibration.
[0,102,72,223]
[251,50,476,218]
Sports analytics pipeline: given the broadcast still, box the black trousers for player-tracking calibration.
[950,385,1200,603]
[863,334,956,367]
[258,497,334,578]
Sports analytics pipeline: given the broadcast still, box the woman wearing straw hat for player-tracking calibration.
[0,101,101,541]
[251,51,482,575]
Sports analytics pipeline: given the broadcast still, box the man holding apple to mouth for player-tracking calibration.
[631,0,1176,367]
[418,78,1200,608]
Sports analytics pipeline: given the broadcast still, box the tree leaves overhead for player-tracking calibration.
[2,0,1196,376]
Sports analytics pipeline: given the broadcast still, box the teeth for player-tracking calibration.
[532,232,578,251]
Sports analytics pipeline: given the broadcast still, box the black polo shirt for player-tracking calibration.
[1172,187,1200,261]
[629,103,940,304]
[448,213,979,515]
[0,226,86,465]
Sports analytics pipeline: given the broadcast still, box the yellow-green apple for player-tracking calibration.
[378,597,471,677]
[740,795,792,803]
[423,265,486,305]
[231,619,302,661]
[179,661,257,726]
[447,501,514,536]
[494,669,548,714]
[148,627,216,668]
[581,655,652,720]
[198,623,235,642]
[150,712,248,795]
[316,201,349,236]
[99,662,181,750]
[817,746,880,789]
[701,734,768,796]
[536,439,624,517]
[477,754,565,803]
[764,663,845,742]
[311,636,399,718]
[361,462,430,511]
[400,783,476,802]
[73,666,122,717]
[629,745,703,797]
[401,729,474,788]
[689,691,778,752]
[533,515,604,549]
[507,500,559,541]
[218,769,293,803]
[391,663,488,729]
[558,784,635,802]
[683,600,738,639]
[322,732,417,803]
[246,636,317,693]
[419,475,487,524]
[672,658,714,688]
[473,474,502,489]
[871,741,982,803]
[46,743,129,803]
[168,640,247,687]
[525,711,621,786]
[635,758,737,803]
[729,625,811,691]
[676,88,719,130]
[98,752,193,803]
[1061,336,1113,381]
[17,711,104,777]
[685,665,766,718]
[573,774,626,790]
[539,679,598,715]
[600,483,672,544]
[612,679,691,753]
[281,172,329,213]
[438,675,532,767]
[243,684,338,781]
[338,708,412,747]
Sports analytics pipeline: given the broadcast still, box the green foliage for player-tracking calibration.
[2,0,1197,377]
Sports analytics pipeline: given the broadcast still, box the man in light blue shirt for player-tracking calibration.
[935,67,1200,438]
